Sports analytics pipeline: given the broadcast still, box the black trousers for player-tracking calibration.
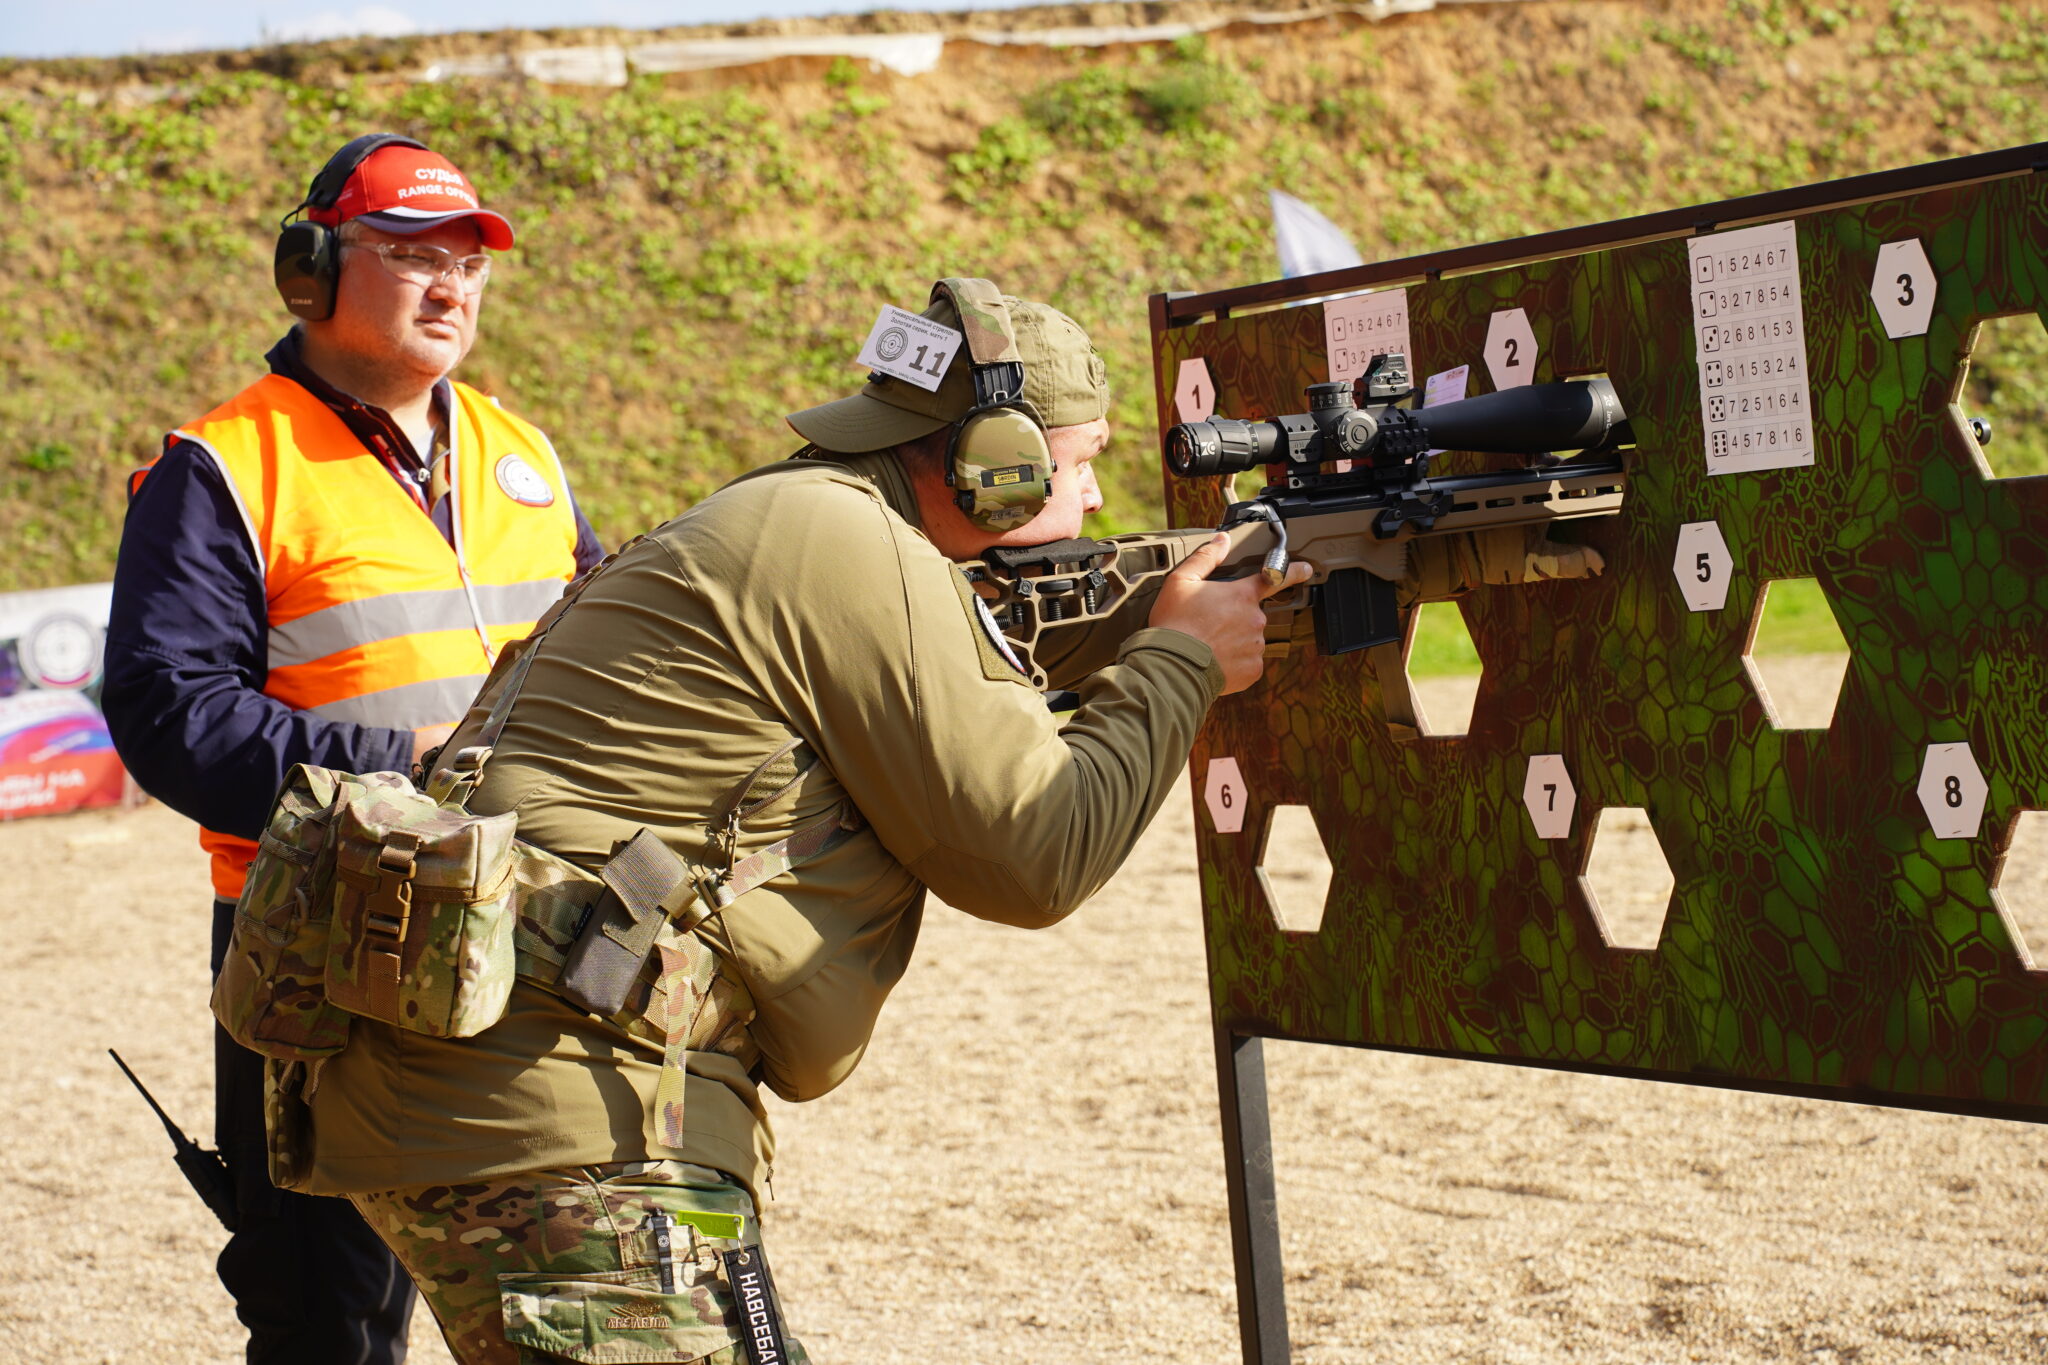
[212,897,416,1365]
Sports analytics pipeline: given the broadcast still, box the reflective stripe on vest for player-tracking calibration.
[163,374,580,899]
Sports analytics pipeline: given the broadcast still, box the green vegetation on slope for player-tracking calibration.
[3,0,2046,591]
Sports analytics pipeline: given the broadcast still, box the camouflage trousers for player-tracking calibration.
[350,1160,807,1364]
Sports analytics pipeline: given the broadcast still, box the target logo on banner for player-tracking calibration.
[21,612,102,691]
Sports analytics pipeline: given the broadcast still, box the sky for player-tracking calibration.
[1,1,1050,59]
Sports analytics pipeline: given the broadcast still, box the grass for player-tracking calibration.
[1751,578,1852,657]
[2,0,2046,591]
[1409,602,1485,677]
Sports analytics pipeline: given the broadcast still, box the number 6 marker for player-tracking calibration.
[1204,756,1247,834]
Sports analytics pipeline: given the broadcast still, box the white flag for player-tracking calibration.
[1270,189,1364,280]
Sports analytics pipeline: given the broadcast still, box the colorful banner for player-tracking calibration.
[0,582,127,820]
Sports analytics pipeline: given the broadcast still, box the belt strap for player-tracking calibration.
[651,938,722,1149]
[700,804,864,913]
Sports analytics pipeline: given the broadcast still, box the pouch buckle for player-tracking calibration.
[378,830,421,878]
[367,831,420,965]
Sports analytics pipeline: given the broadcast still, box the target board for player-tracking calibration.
[1148,144,2048,1360]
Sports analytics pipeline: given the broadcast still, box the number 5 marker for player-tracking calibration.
[1673,521,1733,612]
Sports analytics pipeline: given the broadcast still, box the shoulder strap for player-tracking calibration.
[424,535,646,802]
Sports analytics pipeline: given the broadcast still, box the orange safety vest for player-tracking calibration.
[164,374,581,899]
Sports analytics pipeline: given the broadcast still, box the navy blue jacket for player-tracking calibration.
[103,333,605,842]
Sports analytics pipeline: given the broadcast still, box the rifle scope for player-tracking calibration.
[1166,375,1630,479]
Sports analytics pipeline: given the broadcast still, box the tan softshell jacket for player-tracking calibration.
[304,452,1220,1196]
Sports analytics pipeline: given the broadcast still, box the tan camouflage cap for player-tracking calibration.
[787,291,1111,453]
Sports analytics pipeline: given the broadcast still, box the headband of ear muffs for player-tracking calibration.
[933,277,1056,533]
[273,132,428,321]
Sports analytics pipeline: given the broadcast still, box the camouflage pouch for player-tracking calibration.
[323,775,521,1038]
[210,765,354,1063]
[263,1057,318,1192]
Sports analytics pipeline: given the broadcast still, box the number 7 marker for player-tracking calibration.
[1522,755,1576,840]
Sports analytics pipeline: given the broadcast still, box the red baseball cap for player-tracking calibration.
[309,144,515,250]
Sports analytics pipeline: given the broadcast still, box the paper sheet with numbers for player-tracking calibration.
[1324,290,1411,385]
[1688,220,1814,475]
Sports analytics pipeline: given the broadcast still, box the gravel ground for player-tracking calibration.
[6,657,2047,1362]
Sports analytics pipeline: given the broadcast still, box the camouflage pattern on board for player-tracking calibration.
[1155,162,2048,1117]
[352,1160,808,1365]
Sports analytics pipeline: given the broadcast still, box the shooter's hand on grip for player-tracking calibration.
[1149,533,1313,695]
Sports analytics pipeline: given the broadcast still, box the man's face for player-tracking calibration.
[320,219,486,384]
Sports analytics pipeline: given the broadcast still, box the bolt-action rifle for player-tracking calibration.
[964,353,1633,689]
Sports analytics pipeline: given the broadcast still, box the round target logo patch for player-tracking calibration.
[22,611,102,690]
[494,454,555,508]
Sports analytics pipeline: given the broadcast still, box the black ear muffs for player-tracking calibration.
[273,132,427,321]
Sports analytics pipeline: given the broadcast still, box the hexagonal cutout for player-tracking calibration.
[1256,804,1335,934]
[1992,810,2048,971]
[1955,311,2048,481]
[1741,577,1850,730]
[1402,600,1482,737]
[1579,807,1676,951]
